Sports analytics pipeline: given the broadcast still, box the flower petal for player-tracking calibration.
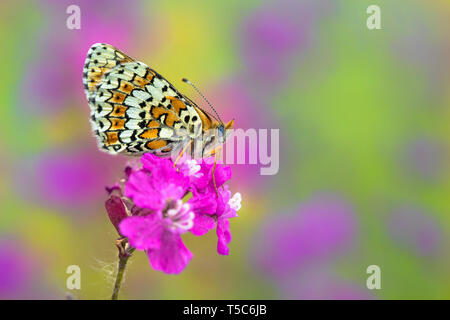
[217,218,232,255]
[191,160,232,193]
[188,193,218,235]
[125,154,190,210]
[191,214,216,236]
[214,165,232,188]
[189,193,217,215]
[125,170,163,210]
[146,231,193,274]
[119,215,163,250]
[216,186,238,219]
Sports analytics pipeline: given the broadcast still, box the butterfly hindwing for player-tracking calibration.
[83,43,134,101]
[84,43,209,156]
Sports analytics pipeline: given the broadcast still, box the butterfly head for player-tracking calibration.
[217,119,234,143]
[182,78,234,153]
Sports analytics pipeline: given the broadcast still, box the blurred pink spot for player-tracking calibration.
[32,150,117,209]
[239,0,334,90]
[253,194,357,276]
[388,207,442,257]
[22,0,140,114]
[0,241,32,298]
[280,267,373,300]
[403,139,446,181]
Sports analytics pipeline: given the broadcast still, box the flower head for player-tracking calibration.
[119,200,195,274]
[190,159,232,195]
[215,186,240,255]
[188,160,240,255]
[105,154,240,274]
[125,154,190,211]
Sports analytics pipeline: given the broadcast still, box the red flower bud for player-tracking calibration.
[105,195,129,235]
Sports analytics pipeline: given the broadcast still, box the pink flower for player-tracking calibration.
[190,159,232,195]
[215,187,240,255]
[125,154,190,211]
[120,201,195,274]
[188,193,217,236]
[115,154,193,274]
[187,159,240,255]
[105,154,240,274]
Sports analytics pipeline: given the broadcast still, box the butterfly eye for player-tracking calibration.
[218,125,225,137]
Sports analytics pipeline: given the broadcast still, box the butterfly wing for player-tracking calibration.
[83,43,203,156]
[83,43,134,100]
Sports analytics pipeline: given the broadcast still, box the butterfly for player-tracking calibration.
[83,43,234,162]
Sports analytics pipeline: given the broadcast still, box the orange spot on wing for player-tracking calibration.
[90,72,102,81]
[147,120,160,128]
[166,96,187,116]
[151,106,178,127]
[139,128,159,140]
[109,92,126,104]
[88,82,98,91]
[161,146,172,153]
[119,81,134,94]
[146,72,154,82]
[193,106,214,131]
[133,75,148,87]
[106,132,119,145]
[146,139,167,150]
[87,67,110,92]
[164,113,178,127]
[112,105,128,117]
[151,105,166,119]
[110,118,126,130]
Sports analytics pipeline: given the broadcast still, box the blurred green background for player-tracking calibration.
[0,0,449,299]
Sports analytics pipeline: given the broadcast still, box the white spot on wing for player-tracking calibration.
[124,96,141,108]
[132,90,151,101]
[146,84,164,101]
[159,127,174,139]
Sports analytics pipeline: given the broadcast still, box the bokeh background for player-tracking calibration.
[0,0,449,299]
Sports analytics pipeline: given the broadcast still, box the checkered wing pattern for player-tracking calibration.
[83,43,203,156]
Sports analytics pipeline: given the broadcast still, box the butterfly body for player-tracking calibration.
[83,43,233,158]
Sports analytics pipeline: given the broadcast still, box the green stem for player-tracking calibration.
[111,246,135,300]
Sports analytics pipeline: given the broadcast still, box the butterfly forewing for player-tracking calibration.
[83,43,203,156]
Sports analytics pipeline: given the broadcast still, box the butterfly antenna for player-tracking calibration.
[182,78,223,123]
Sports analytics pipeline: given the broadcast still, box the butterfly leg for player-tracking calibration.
[211,147,222,197]
[173,139,193,167]
[212,158,219,198]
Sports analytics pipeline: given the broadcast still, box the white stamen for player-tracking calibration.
[228,192,242,212]
[185,159,201,176]
[166,200,195,231]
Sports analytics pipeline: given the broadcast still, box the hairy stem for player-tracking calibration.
[111,239,135,300]
[111,256,129,300]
